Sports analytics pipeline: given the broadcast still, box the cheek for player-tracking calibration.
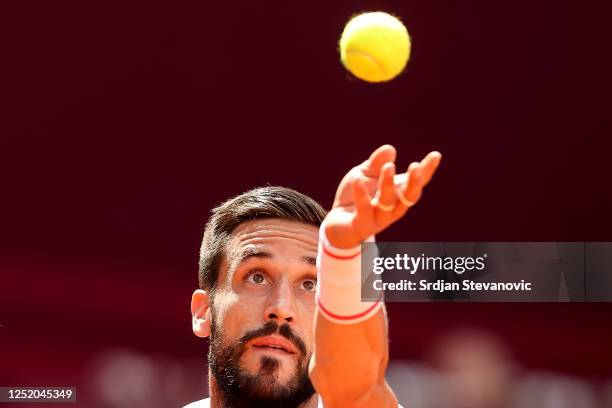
[297,302,316,352]
[216,293,265,336]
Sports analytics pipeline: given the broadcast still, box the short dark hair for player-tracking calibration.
[198,186,327,292]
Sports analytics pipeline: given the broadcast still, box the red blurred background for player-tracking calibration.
[1,1,611,406]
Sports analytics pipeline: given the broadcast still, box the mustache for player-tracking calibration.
[238,320,308,356]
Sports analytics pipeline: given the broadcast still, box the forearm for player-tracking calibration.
[310,306,395,407]
[309,224,395,406]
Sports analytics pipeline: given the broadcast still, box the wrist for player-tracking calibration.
[316,223,382,325]
[320,220,375,260]
[324,222,364,249]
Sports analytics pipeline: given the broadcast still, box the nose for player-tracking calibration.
[264,278,297,324]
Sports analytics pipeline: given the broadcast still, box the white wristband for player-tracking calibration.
[315,222,383,325]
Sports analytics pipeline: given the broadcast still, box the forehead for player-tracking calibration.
[228,218,319,255]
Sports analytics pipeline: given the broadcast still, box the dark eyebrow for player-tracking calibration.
[236,248,273,266]
[300,255,317,267]
[233,248,317,269]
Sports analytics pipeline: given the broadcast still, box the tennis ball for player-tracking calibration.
[339,12,411,83]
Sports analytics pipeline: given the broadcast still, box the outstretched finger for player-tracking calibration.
[397,162,423,210]
[419,151,442,187]
[373,162,397,212]
[351,178,373,219]
[360,144,397,178]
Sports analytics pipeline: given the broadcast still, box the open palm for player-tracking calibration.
[325,145,442,249]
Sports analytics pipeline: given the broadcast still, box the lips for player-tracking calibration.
[251,335,298,354]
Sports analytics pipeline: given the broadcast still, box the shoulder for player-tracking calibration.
[182,398,210,408]
[318,395,404,407]
[184,396,401,408]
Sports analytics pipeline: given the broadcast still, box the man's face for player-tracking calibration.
[208,219,319,406]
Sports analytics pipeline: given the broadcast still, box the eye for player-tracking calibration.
[299,278,317,292]
[245,270,270,286]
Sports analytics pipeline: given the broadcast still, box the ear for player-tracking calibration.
[191,289,212,338]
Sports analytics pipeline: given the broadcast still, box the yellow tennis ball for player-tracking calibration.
[339,12,411,83]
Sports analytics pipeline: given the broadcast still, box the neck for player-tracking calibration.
[208,372,319,408]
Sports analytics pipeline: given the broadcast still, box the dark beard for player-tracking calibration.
[208,316,315,408]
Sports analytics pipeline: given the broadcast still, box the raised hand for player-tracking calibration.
[325,144,442,249]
